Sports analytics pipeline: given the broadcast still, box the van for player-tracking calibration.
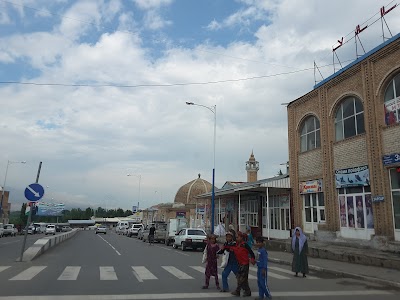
[116,220,135,235]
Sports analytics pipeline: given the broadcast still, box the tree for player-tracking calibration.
[125,210,133,216]
[84,207,93,219]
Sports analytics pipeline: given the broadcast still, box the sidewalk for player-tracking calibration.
[268,250,400,289]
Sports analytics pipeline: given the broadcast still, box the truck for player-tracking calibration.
[164,218,188,246]
[142,222,167,243]
[3,224,17,236]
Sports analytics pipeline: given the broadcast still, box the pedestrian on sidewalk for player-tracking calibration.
[255,236,272,300]
[217,231,238,292]
[202,234,220,290]
[291,227,309,278]
[148,224,156,246]
[230,231,255,297]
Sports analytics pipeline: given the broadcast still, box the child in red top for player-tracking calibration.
[230,231,255,297]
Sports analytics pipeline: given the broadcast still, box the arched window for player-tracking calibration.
[335,97,365,141]
[384,73,400,125]
[300,116,320,152]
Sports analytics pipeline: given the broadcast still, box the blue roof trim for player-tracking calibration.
[314,32,400,89]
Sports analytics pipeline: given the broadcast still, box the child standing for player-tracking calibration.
[217,231,238,292]
[255,236,272,300]
[230,231,255,297]
[202,234,220,290]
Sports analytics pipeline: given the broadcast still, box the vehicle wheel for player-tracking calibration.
[96,232,98,234]
[172,243,177,249]
[181,242,186,251]
[45,233,47,235]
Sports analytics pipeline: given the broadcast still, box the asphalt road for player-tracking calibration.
[0,230,399,300]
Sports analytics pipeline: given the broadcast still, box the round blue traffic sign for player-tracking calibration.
[24,183,45,202]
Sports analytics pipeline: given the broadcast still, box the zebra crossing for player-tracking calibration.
[0,264,320,282]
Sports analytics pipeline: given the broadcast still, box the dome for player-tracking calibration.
[174,174,213,204]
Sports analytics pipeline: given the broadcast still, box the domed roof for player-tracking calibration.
[174,174,213,204]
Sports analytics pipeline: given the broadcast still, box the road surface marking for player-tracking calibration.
[0,290,392,299]
[268,266,318,279]
[58,266,81,281]
[9,266,47,281]
[132,266,158,282]
[159,246,172,251]
[99,266,118,280]
[249,266,290,280]
[190,266,257,280]
[97,234,121,256]
[162,266,194,279]
[0,266,10,273]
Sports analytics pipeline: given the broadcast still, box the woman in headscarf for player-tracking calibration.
[291,227,309,277]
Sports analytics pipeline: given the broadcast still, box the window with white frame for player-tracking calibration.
[242,200,258,227]
[335,97,365,141]
[300,116,321,152]
[303,193,325,224]
[384,73,400,126]
[263,195,290,231]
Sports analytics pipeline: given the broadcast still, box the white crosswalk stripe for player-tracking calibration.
[99,266,118,280]
[132,266,158,282]
[268,266,318,279]
[58,266,81,281]
[9,266,47,281]
[190,266,257,280]
[0,266,10,273]
[162,266,194,280]
[249,266,290,280]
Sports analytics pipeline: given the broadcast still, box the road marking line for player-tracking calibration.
[97,234,121,256]
[99,266,118,280]
[9,266,47,281]
[132,266,158,282]
[0,266,11,273]
[58,266,81,281]
[162,266,194,280]
[268,266,318,279]
[249,266,290,280]
[0,290,392,299]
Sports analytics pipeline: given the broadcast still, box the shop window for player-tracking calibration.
[303,193,325,224]
[335,97,365,141]
[390,168,400,230]
[384,73,400,126]
[242,200,258,227]
[262,195,290,231]
[338,187,373,229]
[300,116,321,152]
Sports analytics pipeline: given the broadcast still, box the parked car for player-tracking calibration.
[3,224,17,237]
[142,223,167,243]
[172,228,207,251]
[45,224,56,235]
[61,226,72,232]
[96,226,107,234]
[127,224,143,237]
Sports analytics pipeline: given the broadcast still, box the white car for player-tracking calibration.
[45,225,56,235]
[96,226,107,234]
[172,228,207,251]
[127,224,143,237]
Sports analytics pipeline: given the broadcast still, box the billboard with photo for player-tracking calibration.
[36,202,65,216]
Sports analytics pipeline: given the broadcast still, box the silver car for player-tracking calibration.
[95,226,107,234]
[172,228,207,251]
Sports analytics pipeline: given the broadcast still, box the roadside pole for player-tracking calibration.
[19,162,43,262]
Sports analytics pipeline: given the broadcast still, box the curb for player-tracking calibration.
[17,229,79,262]
[269,257,400,290]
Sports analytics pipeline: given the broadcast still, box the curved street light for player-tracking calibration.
[0,160,27,222]
[186,101,217,234]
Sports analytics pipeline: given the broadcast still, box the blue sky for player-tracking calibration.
[0,0,399,211]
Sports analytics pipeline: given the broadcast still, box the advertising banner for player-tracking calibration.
[335,165,369,188]
[299,179,323,194]
[36,202,65,216]
[384,98,400,126]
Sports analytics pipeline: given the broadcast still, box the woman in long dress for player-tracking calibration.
[291,227,309,277]
[202,234,220,289]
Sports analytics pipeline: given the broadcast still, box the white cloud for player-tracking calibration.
[143,9,172,30]
[133,0,173,10]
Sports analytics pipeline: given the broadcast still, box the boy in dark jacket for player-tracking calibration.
[255,236,272,300]
[230,231,255,297]
[217,231,238,292]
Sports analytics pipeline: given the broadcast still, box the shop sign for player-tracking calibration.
[335,165,369,188]
[382,153,400,166]
[372,195,384,203]
[299,179,323,194]
[196,208,205,214]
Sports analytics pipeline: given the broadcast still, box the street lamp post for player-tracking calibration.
[127,173,141,212]
[186,101,216,234]
[0,160,26,223]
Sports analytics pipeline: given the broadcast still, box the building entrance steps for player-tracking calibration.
[265,239,400,271]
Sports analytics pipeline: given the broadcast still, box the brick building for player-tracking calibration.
[287,33,400,242]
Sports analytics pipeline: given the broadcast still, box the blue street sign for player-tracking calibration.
[382,153,400,166]
[24,183,45,202]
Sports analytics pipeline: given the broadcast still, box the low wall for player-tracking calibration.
[18,229,79,262]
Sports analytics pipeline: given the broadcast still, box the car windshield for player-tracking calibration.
[187,230,206,236]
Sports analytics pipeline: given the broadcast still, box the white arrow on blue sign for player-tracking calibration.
[24,183,45,202]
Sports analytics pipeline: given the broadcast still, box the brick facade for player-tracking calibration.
[288,35,400,240]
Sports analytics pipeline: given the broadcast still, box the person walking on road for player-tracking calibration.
[255,236,272,300]
[291,227,309,277]
[148,224,156,246]
[202,234,220,290]
[230,231,255,297]
[217,231,238,293]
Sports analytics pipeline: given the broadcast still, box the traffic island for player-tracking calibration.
[17,229,79,262]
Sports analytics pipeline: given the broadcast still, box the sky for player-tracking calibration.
[1,0,399,212]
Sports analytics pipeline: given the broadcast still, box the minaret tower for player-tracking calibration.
[246,150,259,182]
